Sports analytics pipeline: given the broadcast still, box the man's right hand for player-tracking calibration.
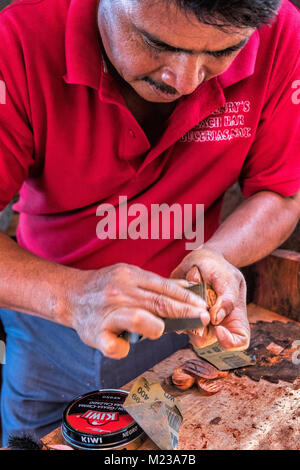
[65,263,210,359]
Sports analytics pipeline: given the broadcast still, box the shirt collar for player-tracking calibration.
[63,0,260,91]
[218,30,260,88]
[63,0,103,89]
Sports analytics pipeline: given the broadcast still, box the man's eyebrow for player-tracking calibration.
[137,27,249,55]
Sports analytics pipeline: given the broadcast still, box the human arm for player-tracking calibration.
[171,190,300,350]
[0,229,211,359]
[203,190,300,267]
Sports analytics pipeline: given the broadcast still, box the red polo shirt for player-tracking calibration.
[0,0,299,276]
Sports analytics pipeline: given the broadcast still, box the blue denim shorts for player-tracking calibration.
[0,308,188,446]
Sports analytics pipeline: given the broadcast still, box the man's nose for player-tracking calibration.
[161,54,205,95]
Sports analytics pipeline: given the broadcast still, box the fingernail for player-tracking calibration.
[175,279,190,288]
[216,308,226,324]
[201,311,211,326]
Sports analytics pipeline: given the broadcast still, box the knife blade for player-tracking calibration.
[163,316,204,333]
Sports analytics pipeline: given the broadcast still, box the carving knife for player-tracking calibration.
[121,282,207,344]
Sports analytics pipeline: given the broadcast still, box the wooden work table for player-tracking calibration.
[42,250,300,450]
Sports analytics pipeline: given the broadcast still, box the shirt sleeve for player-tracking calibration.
[0,15,34,211]
[239,53,300,198]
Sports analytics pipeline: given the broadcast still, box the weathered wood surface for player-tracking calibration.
[43,304,300,450]
[251,249,300,322]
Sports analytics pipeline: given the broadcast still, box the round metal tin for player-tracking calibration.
[61,389,145,450]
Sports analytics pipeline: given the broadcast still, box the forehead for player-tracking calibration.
[119,0,253,49]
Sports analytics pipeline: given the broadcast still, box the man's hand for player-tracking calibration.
[171,248,250,351]
[66,263,210,359]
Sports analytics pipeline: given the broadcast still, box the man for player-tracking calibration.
[0,0,299,444]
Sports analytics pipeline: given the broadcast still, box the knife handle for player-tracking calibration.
[119,331,143,344]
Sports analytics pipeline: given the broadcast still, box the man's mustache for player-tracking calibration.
[142,76,178,95]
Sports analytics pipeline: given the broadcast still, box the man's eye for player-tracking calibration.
[142,36,237,58]
[143,38,166,53]
[208,49,235,58]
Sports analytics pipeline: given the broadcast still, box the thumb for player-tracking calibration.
[171,263,203,283]
[186,265,203,284]
[215,325,249,351]
[170,263,185,279]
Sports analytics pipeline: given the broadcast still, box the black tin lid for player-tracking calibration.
[61,389,144,450]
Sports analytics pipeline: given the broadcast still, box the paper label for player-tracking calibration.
[123,377,183,450]
[193,341,255,371]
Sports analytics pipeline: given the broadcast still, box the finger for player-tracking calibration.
[185,266,229,326]
[209,293,235,325]
[185,265,234,326]
[210,275,246,326]
[173,263,238,325]
[97,330,130,359]
[172,278,192,288]
[136,288,210,326]
[215,325,250,351]
[102,308,165,340]
[170,259,199,280]
[138,271,208,309]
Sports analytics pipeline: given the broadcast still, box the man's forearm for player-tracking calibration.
[203,190,300,268]
[0,231,76,325]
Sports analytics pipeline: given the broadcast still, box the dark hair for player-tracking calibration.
[172,0,282,29]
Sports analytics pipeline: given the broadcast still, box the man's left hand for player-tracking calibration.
[171,248,250,351]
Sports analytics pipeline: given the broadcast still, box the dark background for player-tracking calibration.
[0,0,10,9]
